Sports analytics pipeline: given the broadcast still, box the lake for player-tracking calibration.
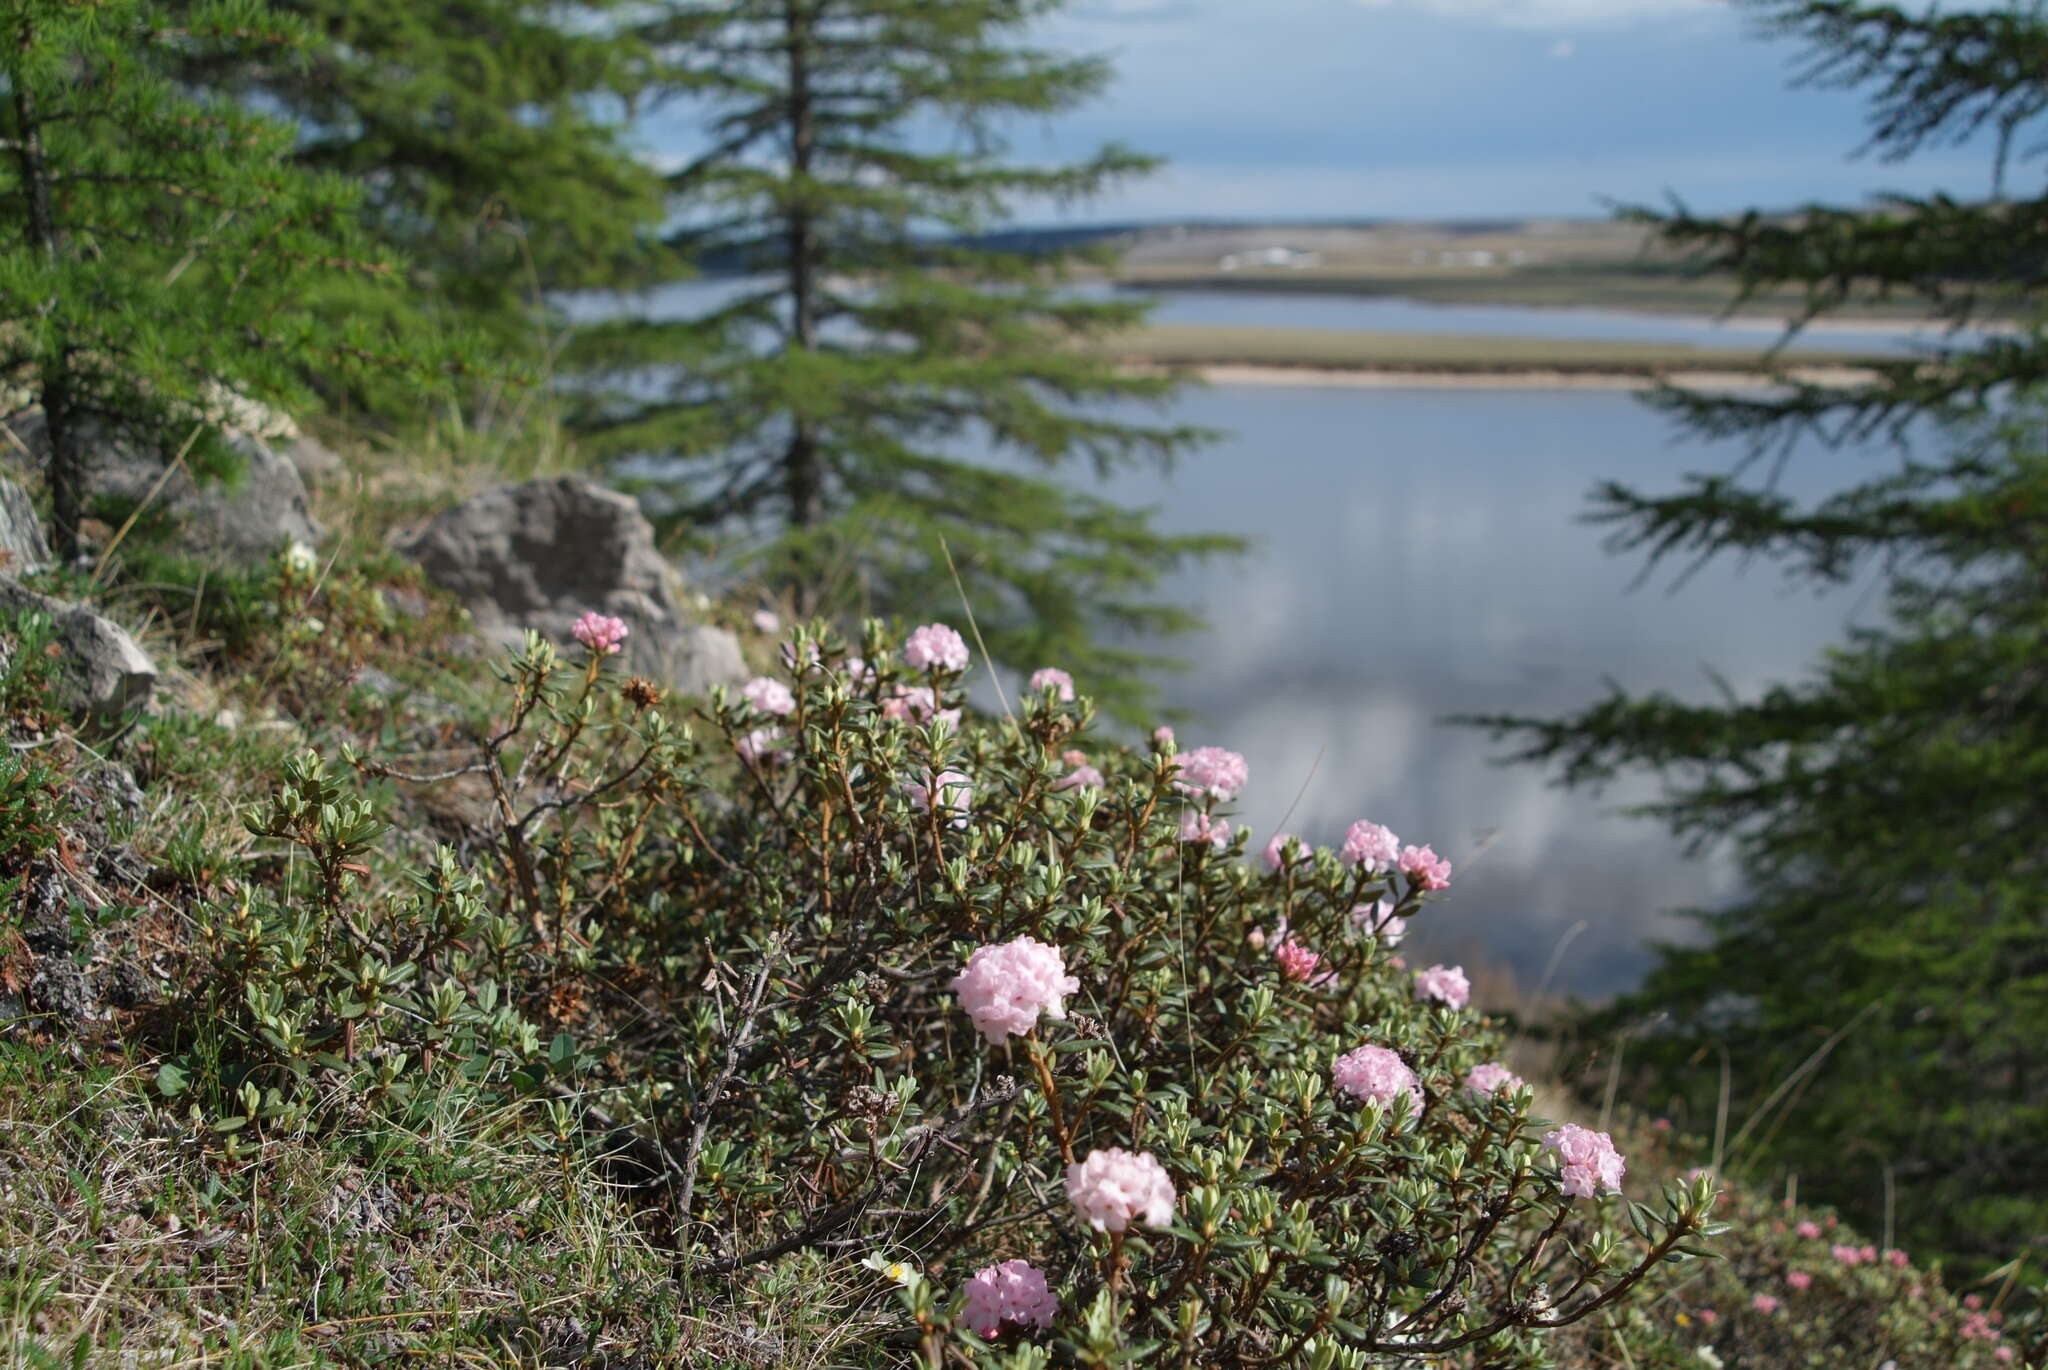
[1062,379,1883,998]
[585,280,1911,996]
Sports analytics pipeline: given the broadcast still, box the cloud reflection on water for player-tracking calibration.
[1049,382,1885,997]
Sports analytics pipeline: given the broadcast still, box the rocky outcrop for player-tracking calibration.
[0,578,158,716]
[0,476,51,574]
[397,476,746,697]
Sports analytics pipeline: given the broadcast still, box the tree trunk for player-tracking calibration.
[781,0,821,530]
[9,42,83,561]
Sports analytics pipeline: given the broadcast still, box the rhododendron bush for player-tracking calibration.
[198,620,1719,1367]
[1543,1141,2034,1370]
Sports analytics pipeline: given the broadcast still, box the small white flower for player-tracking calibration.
[282,540,317,575]
[861,1253,916,1286]
[1697,1348,1724,1369]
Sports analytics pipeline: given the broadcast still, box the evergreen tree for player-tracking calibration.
[567,0,1236,718]
[2,0,448,558]
[1467,0,2048,1271]
[173,0,668,408]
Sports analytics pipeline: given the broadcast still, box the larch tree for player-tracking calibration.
[2,0,449,558]
[1466,0,2048,1271]
[566,0,1238,719]
[169,0,669,413]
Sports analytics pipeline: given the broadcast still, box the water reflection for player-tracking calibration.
[1036,384,1888,997]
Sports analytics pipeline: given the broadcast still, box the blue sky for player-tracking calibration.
[994,0,1999,221]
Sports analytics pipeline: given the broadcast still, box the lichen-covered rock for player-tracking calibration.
[0,577,158,716]
[397,476,747,697]
[0,476,50,573]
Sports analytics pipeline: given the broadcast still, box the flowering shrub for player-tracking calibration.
[177,619,1719,1366]
[1547,1153,2036,1370]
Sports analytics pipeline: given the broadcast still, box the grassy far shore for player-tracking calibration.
[1111,264,2004,322]
[1103,239,2039,324]
[1094,321,1890,380]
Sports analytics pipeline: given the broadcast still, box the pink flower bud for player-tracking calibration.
[1028,667,1075,701]
[570,611,629,656]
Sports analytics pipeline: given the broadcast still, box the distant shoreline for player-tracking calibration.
[1119,361,1882,392]
[1109,269,2011,335]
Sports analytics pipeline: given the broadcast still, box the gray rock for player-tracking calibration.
[397,476,747,697]
[0,476,50,574]
[284,433,343,485]
[1,413,318,566]
[669,622,749,698]
[90,429,319,565]
[0,577,158,716]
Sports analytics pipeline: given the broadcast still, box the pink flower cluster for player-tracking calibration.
[910,769,972,827]
[1179,810,1232,850]
[1172,746,1248,802]
[1751,1294,1781,1315]
[1261,832,1310,873]
[571,611,630,656]
[742,675,795,716]
[736,728,789,766]
[881,684,961,728]
[1273,937,1331,986]
[1352,898,1406,946]
[950,936,1079,1044]
[1786,1270,1813,1291]
[1028,667,1075,701]
[1413,963,1470,1011]
[1833,1243,1879,1266]
[960,1259,1059,1338]
[1795,1220,1822,1240]
[1960,1309,2006,1344]
[1399,844,1452,891]
[1065,1147,1175,1233]
[1332,1044,1423,1115]
[1465,1062,1523,1096]
[1340,820,1400,873]
[1543,1124,1626,1198]
[904,622,970,673]
[1052,764,1103,792]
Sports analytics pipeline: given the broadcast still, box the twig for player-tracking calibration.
[677,935,786,1226]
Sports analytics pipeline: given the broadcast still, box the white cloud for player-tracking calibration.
[1548,37,1577,57]
[1351,0,1719,26]
[1071,0,1200,19]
